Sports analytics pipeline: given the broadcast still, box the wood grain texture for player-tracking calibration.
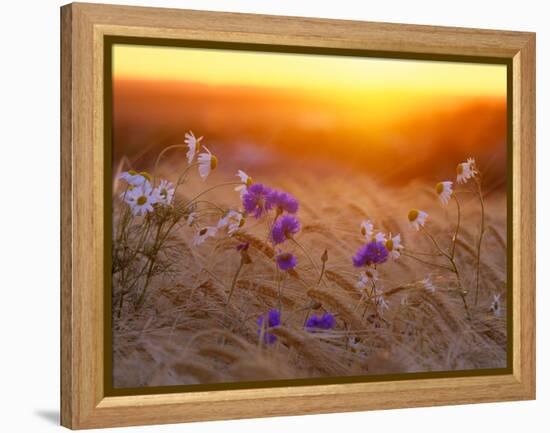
[60,4,73,429]
[60,2,536,429]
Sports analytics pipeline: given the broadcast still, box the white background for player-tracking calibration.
[0,0,546,431]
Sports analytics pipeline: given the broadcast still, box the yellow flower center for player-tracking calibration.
[160,188,168,198]
[408,209,419,222]
[137,195,147,205]
[366,270,374,278]
[361,226,366,236]
[140,171,152,182]
[128,169,138,175]
[456,164,464,175]
[239,217,246,227]
[386,239,394,251]
[210,155,218,170]
[435,182,444,194]
[246,177,253,187]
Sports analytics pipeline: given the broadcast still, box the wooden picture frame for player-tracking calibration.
[60,2,536,429]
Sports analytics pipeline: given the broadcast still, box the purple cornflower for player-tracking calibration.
[271,214,301,244]
[275,252,297,271]
[352,241,389,267]
[242,183,273,219]
[268,189,299,214]
[305,313,336,331]
[257,309,281,344]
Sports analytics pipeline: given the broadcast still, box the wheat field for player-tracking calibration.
[112,157,507,388]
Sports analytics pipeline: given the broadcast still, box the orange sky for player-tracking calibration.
[113,44,506,119]
[113,44,506,95]
[111,44,507,186]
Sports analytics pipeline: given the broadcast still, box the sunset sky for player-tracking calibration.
[113,44,506,98]
[111,44,508,186]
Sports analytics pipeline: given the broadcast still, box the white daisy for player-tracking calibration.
[119,170,151,188]
[490,293,502,317]
[408,209,428,231]
[422,277,436,293]
[184,131,203,164]
[155,179,175,205]
[360,219,374,241]
[193,226,218,246]
[456,157,476,184]
[235,170,253,196]
[217,210,245,236]
[356,266,378,289]
[378,296,390,313]
[126,182,161,216]
[385,233,404,259]
[435,181,453,205]
[374,232,387,243]
[374,289,390,313]
[119,189,135,204]
[197,147,218,180]
[186,212,197,227]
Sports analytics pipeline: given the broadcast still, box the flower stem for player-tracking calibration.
[420,226,451,259]
[226,260,244,305]
[172,162,200,197]
[474,177,486,305]
[405,249,442,257]
[177,182,242,212]
[402,252,453,272]
[192,200,227,213]
[450,194,461,259]
[448,257,471,320]
[276,265,283,313]
[420,226,471,320]
[265,212,280,244]
[291,237,320,274]
[116,289,126,319]
[135,216,176,308]
[153,144,188,186]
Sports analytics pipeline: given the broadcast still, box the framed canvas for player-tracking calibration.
[60,2,536,429]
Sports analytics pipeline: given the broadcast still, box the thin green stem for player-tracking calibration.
[420,226,471,320]
[404,249,442,257]
[265,212,280,244]
[192,200,227,213]
[136,219,165,307]
[176,182,242,212]
[226,260,244,305]
[153,144,188,185]
[420,225,451,260]
[448,257,471,320]
[172,162,200,197]
[279,304,310,326]
[116,289,126,319]
[474,176,486,305]
[402,252,453,272]
[450,194,462,259]
[291,237,320,274]
[276,265,283,313]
